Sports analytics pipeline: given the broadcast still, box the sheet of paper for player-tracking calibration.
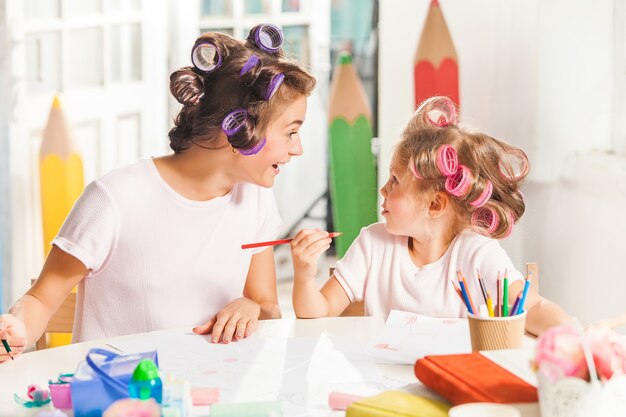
[110,329,409,417]
[367,310,472,364]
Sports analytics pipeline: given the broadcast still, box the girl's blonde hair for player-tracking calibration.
[396,96,528,239]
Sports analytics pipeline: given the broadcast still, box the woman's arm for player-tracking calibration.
[0,246,87,359]
[194,247,280,343]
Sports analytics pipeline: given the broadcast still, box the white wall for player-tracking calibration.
[379,0,625,326]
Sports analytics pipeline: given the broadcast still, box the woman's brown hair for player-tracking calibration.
[168,26,316,153]
[396,97,529,239]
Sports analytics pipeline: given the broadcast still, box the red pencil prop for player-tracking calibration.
[241,232,342,250]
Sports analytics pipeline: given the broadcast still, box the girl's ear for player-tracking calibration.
[428,191,449,219]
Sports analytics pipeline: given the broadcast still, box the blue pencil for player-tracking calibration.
[458,280,474,315]
[516,279,531,315]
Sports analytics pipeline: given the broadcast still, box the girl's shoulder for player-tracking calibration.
[453,231,502,254]
[358,222,404,247]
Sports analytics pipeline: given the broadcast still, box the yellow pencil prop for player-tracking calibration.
[39,96,84,347]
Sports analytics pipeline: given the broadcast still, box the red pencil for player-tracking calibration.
[241,232,342,250]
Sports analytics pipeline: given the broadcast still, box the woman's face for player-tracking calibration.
[239,95,307,187]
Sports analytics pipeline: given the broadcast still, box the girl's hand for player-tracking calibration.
[290,229,332,281]
[0,314,27,362]
[193,298,261,344]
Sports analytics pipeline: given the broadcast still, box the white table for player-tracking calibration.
[0,317,540,416]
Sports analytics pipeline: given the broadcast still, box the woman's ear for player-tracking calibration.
[428,191,449,219]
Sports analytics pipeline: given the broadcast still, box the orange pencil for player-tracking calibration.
[457,270,476,315]
[241,232,342,250]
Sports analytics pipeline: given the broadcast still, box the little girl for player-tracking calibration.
[0,24,316,361]
[291,96,568,336]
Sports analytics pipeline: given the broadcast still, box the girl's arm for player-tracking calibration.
[194,247,280,343]
[291,229,350,318]
[0,246,87,359]
[507,279,569,337]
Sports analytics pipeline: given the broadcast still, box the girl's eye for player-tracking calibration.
[391,175,398,184]
[288,131,299,140]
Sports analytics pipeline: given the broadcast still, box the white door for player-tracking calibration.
[4,0,169,300]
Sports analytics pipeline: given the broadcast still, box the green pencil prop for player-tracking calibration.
[328,52,378,257]
[502,271,509,317]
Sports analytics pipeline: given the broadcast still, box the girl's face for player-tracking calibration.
[240,95,307,187]
[380,156,427,236]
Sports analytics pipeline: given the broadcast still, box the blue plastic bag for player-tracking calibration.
[71,348,158,417]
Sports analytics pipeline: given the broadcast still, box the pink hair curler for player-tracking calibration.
[445,165,472,197]
[498,149,529,180]
[471,206,499,235]
[425,97,458,127]
[436,144,458,176]
[469,180,493,208]
[408,157,423,179]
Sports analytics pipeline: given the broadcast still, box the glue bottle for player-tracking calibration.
[129,358,163,404]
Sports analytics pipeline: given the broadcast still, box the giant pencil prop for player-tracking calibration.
[328,53,377,257]
[414,0,459,108]
[39,96,84,347]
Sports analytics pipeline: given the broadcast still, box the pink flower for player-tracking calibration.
[535,324,589,381]
[103,398,161,417]
[587,325,626,381]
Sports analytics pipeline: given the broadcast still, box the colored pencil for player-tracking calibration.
[516,279,531,315]
[486,291,494,317]
[328,52,377,257]
[510,291,522,316]
[496,274,501,317]
[1,339,13,360]
[458,280,474,315]
[241,232,342,250]
[457,270,476,315]
[476,270,488,304]
[502,270,509,317]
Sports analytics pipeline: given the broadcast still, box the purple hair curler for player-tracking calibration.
[265,73,285,100]
[253,24,284,53]
[239,137,266,156]
[221,109,248,136]
[470,180,493,208]
[436,144,458,177]
[240,55,261,77]
[471,206,499,235]
[191,41,222,72]
[445,165,472,197]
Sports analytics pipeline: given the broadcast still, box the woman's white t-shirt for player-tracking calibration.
[53,158,282,342]
[333,223,523,318]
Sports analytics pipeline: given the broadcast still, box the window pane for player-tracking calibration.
[111,0,141,12]
[25,32,61,94]
[74,121,101,182]
[111,23,142,83]
[117,114,141,165]
[68,28,103,89]
[244,0,266,15]
[24,0,60,20]
[282,0,300,12]
[201,0,232,17]
[65,0,102,17]
[282,25,309,67]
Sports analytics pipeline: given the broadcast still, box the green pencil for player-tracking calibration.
[1,339,13,360]
[502,272,509,317]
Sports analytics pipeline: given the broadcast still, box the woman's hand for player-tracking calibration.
[290,229,332,282]
[193,298,261,344]
[0,314,27,362]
